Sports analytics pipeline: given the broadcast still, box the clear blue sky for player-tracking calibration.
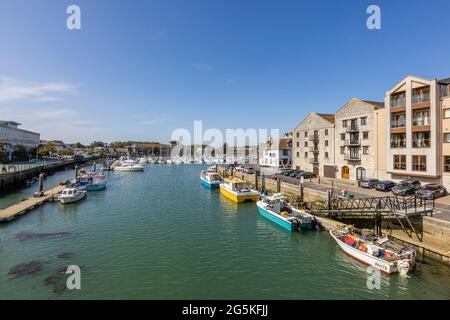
[1,0,449,144]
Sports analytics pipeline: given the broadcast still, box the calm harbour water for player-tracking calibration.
[0,164,449,300]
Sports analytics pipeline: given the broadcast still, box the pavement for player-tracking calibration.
[269,174,450,222]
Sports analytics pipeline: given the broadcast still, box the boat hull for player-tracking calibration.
[86,184,107,191]
[60,192,86,204]
[200,176,220,189]
[257,203,293,231]
[220,185,260,203]
[330,230,396,274]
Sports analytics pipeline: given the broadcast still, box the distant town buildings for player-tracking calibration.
[0,121,40,161]
[259,136,292,168]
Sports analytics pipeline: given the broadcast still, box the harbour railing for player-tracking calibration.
[0,161,48,175]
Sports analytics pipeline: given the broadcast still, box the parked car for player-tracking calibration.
[416,184,448,200]
[243,167,255,174]
[280,169,294,176]
[392,179,421,196]
[359,179,379,189]
[375,180,397,192]
[295,171,315,179]
[289,170,302,177]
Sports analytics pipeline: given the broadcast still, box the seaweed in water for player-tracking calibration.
[14,232,72,241]
[8,261,43,278]
[57,252,74,259]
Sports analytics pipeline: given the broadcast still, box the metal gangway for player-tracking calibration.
[301,195,435,241]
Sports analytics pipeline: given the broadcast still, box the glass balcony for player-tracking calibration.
[390,95,406,108]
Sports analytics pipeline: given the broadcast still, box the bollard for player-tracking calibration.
[255,171,259,190]
[39,173,44,194]
[93,162,97,172]
[75,166,79,180]
[277,177,281,193]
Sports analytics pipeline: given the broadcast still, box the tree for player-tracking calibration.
[70,142,85,149]
[12,145,29,161]
[38,143,56,157]
[0,150,9,163]
[90,141,105,148]
[57,148,75,156]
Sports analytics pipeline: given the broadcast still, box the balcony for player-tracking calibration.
[345,125,359,133]
[309,157,319,164]
[308,135,319,141]
[412,118,431,127]
[344,152,361,161]
[309,146,319,153]
[345,139,360,146]
[390,142,407,148]
[390,95,406,108]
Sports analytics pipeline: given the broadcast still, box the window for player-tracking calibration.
[304,141,308,147]
[325,129,328,136]
[391,92,406,108]
[342,120,348,127]
[412,132,430,148]
[340,146,345,155]
[363,146,369,154]
[391,133,407,148]
[304,132,308,137]
[325,152,329,158]
[361,117,367,125]
[296,132,300,138]
[391,113,406,128]
[340,133,345,141]
[412,155,427,172]
[304,152,308,158]
[363,132,369,140]
[412,109,431,126]
[296,152,299,157]
[444,133,450,143]
[412,87,430,104]
[296,141,300,147]
[325,140,328,147]
[444,109,450,119]
[445,157,450,172]
[393,155,406,170]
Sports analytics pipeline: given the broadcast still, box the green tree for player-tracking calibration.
[12,145,29,161]
[38,143,56,157]
[57,148,75,156]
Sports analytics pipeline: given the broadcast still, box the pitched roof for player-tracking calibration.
[316,113,335,124]
[439,77,450,85]
[362,100,385,109]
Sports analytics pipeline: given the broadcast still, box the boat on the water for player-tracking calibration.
[59,187,87,204]
[25,176,39,186]
[200,168,222,189]
[219,178,260,203]
[114,159,144,172]
[256,194,320,232]
[330,226,416,276]
[139,157,147,165]
[86,174,107,191]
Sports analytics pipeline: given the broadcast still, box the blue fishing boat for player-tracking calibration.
[256,194,320,232]
[86,175,107,191]
[200,166,221,189]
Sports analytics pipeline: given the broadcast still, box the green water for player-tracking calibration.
[0,165,449,299]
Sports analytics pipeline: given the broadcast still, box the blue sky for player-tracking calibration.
[0,0,449,144]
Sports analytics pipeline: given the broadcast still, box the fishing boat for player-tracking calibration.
[256,194,320,232]
[59,187,87,204]
[86,174,107,191]
[25,176,39,186]
[219,178,260,203]
[200,169,222,189]
[330,226,416,276]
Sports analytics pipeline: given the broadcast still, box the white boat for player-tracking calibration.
[59,188,87,204]
[330,227,416,276]
[114,159,144,172]
[139,157,148,165]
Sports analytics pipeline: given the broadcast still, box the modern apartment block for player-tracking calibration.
[0,121,40,161]
[335,98,387,181]
[386,76,449,183]
[292,113,335,177]
[440,79,450,187]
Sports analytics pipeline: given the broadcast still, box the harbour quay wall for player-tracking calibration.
[0,159,81,191]
[218,167,450,265]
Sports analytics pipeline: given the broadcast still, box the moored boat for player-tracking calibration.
[330,226,416,276]
[59,187,87,204]
[200,170,222,189]
[256,194,319,232]
[219,178,260,203]
[114,159,144,172]
[86,175,107,191]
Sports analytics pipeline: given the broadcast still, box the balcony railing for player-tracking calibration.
[390,142,407,148]
[390,96,406,108]
[412,139,431,148]
[412,118,431,127]
[344,153,361,161]
[309,146,319,152]
[345,126,359,133]
[412,94,430,104]
[309,157,319,164]
[308,135,319,141]
[391,121,406,128]
[345,139,360,146]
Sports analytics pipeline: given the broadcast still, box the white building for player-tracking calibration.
[0,121,40,161]
[259,138,292,168]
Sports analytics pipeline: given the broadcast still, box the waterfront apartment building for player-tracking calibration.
[0,121,40,161]
[440,79,450,187]
[292,113,335,177]
[386,75,449,183]
[335,99,387,181]
[259,137,292,168]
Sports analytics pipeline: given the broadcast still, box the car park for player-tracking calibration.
[375,180,397,192]
[295,171,315,179]
[416,184,448,200]
[359,179,379,189]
